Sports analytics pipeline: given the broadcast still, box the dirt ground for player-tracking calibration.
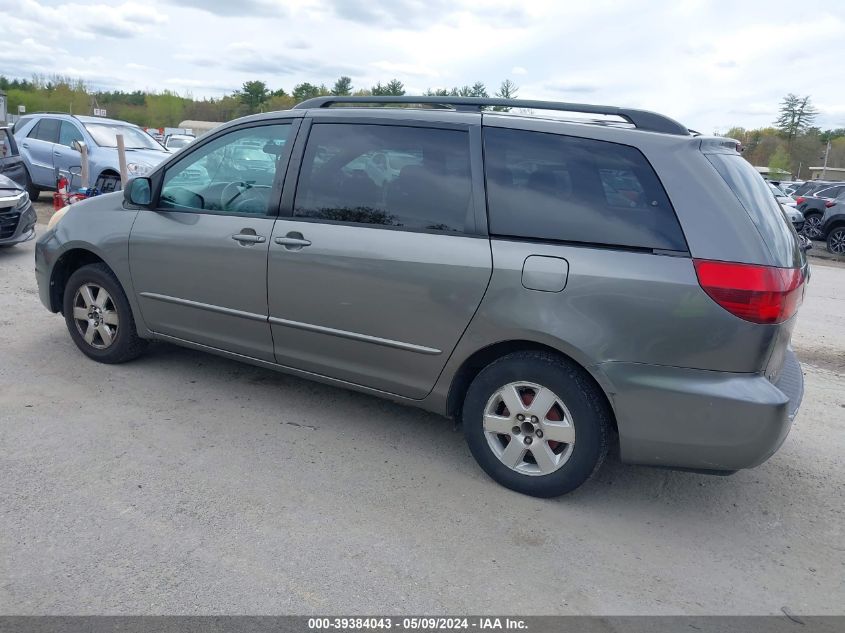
[0,216,843,615]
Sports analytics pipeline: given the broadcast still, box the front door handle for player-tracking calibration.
[275,233,311,250]
[232,233,266,244]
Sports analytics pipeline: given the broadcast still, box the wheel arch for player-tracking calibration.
[445,339,618,433]
[824,218,845,236]
[48,247,110,313]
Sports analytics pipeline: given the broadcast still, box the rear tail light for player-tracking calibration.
[693,260,805,324]
[795,196,805,205]
[825,200,836,208]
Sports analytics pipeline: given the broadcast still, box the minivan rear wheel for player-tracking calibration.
[63,263,147,363]
[462,351,610,497]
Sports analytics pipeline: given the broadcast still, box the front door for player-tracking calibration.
[267,120,492,399]
[129,120,298,361]
[52,121,86,182]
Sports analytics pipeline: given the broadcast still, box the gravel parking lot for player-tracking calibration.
[1,217,843,615]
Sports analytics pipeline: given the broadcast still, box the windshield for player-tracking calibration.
[85,123,165,151]
[167,137,192,149]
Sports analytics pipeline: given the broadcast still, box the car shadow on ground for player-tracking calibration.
[118,340,813,515]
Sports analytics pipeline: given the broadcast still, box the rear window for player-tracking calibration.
[706,153,799,268]
[484,127,687,251]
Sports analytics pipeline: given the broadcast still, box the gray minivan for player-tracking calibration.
[35,97,806,497]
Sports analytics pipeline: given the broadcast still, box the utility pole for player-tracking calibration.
[821,140,831,179]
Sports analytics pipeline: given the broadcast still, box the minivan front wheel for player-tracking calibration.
[63,263,147,363]
[463,351,610,497]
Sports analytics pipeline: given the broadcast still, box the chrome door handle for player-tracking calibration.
[275,236,312,248]
[232,233,266,244]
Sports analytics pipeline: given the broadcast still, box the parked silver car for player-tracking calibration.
[14,113,170,199]
[35,96,807,497]
[0,173,36,246]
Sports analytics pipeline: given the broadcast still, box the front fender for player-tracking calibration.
[36,194,150,336]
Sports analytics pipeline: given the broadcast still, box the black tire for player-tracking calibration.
[827,227,845,256]
[463,351,611,498]
[96,172,122,193]
[63,263,147,363]
[24,169,40,201]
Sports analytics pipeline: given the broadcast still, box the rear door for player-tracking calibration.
[20,118,60,186]
[266,118,491,398]
[129,119,299,361]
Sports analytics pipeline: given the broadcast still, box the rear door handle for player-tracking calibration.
[232,233,266,244]
[275,236,311,249]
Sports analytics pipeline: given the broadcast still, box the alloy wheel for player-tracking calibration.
[483,382,575,476]
[803,215,823,239]
[72,283,119,349]
[829,228,845,255]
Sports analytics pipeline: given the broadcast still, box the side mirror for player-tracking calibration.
[71,140,87,153]
[124,177,152,207]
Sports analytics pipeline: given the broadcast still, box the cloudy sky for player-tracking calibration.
[1,0,844,133]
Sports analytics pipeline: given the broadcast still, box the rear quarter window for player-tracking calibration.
[483,127,687,251]
[705,153,800,268]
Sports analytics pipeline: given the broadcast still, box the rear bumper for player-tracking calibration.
[599,349,803,471]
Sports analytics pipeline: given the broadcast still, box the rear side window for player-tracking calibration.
[706,153,799,268]
[294,124,472,233]
[12,116,32,135]
[28,118,60,143]
[484,127,686,251]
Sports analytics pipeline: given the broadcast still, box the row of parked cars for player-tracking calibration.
[771,179,845,255]
[0,113,198,247]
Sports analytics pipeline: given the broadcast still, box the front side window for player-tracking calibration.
[28,119,60,143]
[159,124,291,215]
[484,127,686,251]
[294,124,472,233]
[59,121,85,149]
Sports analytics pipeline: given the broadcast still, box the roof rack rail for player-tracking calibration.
[293,96,689,136]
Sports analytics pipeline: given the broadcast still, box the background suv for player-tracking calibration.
[35,96,806,497]
[13,113,170,199]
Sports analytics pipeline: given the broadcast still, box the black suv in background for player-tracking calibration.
[818,201,845,255]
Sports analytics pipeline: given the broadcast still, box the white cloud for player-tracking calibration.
[0,0,843,133]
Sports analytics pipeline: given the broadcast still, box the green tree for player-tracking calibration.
[493,79,519,111]
[768,146,791,178]
[331,76,353,96]
[237,80,270,114]
[292,82,321,102]
[774,94,817,155]
[372,79,405,96]
[470,81,488,98]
